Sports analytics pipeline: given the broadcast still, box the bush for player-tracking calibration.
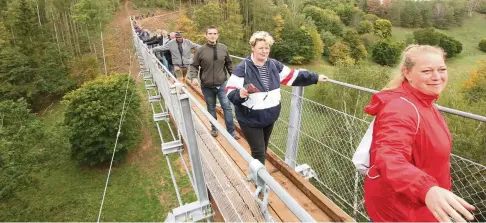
[272,25,316,64]
[413,27,441,45]
[413,28,462,58]
[438,35,463,58]
[320,31,338,56]
[363,13,380,23]
[328,42,354,65]
[342,30,368,62]
[372,39,405,66]
[479,39,486,52]
[360,33,381,50]
[357,20,373,34]
[373,19,392,38]
[63,74,141,166]
[303,6,345,36]
[477,0,486,14]
[462,59,486,102]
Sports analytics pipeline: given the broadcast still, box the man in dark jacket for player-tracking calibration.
[189,26,239,139]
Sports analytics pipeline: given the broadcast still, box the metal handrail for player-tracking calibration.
[131,18,316,222]
[229,55,486,123]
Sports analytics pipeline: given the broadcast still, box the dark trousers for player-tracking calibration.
[239,122,275,164]
[201,81,235,135]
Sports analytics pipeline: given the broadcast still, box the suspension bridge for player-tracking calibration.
[130,17,486,222]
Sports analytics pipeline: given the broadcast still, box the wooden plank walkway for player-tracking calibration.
[184,82,353,222]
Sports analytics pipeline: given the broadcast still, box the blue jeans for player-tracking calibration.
[201,81,235,135]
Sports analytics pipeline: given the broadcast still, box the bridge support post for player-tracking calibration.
[285,86,304,169]
[177,83,210,204]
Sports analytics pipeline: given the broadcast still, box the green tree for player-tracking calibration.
[250,0,278,34]
[439,35,463,58]
[5,0,43,53]
[363,13,380,23]
[400,1,421,27]
[303,6,344,36]
[0,46,38,103]
[413,28,463,58]
[342,30,367,62]
[413,27,441,46]
[193,1,223,31]
[0,100,59,201]
[220,0,246,55]
[373,19,392,38]
[320,31,338,56]
[479,38,486,52]
[372,39,405,66]
[335,4,355,26]
[357,20,373,34]
[328,42,353,65]
[360,33,380,50]
[63,74,141,166]
[73,0,111,31]
[308,26,323,60]
[272,25,316,64]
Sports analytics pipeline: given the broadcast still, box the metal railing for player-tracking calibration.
[132,18,485,222]
[131,18,317,222]
[249,68,486,221]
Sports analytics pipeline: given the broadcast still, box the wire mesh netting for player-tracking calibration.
[193,113,266,222]
[133,24,270,221]
[268,88,486,221]
[135,22,486,221]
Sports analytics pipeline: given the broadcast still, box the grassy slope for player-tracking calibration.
[392,12,486,106]
[0,0,196,220]
[289,13,486,110]
[0,81,195,221]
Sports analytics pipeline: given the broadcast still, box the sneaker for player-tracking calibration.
[211,129,218,137]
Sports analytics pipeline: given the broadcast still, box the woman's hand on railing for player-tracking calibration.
[425,186,475,222]
[318,75,328,82]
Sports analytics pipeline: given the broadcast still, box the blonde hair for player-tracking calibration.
[155,29,162,37]
[384,44,446,90]
[249,31,275,47]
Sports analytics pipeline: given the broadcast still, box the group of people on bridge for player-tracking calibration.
[134,20,477,222]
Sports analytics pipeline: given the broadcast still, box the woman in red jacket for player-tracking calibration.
[364,45,476,222]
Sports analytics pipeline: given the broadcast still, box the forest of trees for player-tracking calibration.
[0,0,130,201]
[1,0,486,220]
[132,0,485,67]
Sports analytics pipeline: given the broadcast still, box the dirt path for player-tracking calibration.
[102,1,196,209]
[103,0,180,158]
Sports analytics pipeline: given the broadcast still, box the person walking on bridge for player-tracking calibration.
[363,45,476,222]
[144,29,170,46]
[225,31,328,165]
[139,29,150,42]
[152,32,200,83]
[144,29,170,68]
[189,25,239,140]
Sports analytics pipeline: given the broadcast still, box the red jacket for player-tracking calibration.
[364,81,452,222]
